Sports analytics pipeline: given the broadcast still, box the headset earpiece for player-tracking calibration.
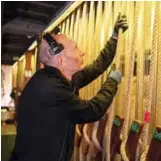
[43,28,64,55]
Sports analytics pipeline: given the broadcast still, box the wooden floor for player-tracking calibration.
[1,124,16,135]
[1,124,16,161]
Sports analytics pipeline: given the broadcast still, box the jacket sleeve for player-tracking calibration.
[72,37,118,89]
[65,77,118,124]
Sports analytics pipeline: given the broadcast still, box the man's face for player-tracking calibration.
[64,40,85,73]
[56,35,85,74]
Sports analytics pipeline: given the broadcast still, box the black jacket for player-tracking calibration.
[10,37,118,161]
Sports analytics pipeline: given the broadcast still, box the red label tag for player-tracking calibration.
[144,111,151,123]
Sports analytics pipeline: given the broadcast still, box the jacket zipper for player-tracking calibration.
[59,123,69,161]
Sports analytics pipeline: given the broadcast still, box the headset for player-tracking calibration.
[42,27,64,55]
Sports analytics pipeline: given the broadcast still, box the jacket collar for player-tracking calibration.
[44,65,71,85]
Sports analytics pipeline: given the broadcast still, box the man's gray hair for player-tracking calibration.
[39,34,67,65]
[38,39,51,65]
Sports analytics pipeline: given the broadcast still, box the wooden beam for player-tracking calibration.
[3,44,26,50]
[2,19,45,36]
[26,1,56,9]
[28,1,83,50]
[17,9,49,19]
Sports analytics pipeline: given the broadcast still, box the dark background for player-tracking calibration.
[1,1,72,65]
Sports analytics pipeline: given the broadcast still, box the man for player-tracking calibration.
[10,15,128,161]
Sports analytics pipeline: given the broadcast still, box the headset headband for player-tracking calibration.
[42,27,64,55]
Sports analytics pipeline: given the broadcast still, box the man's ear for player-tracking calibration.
[56,54,66,67]
[56,55,63,66]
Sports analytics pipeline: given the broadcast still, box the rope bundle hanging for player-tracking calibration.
[120,2,140,161]
[65,18,70,36]
[155,2,161,128]
[104,2,124,161]
[86,1,95,100]
[134,2,145,160]
[79,2,96,161]
[69,13,74,39]
[135,1,145,128]
[101,1,113,160]
[87,2,104,160]
[79,2,91,161]
[140,2,160,160]
[73,6,83,161]
[79,1,89,101]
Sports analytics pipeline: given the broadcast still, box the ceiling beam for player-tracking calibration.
[2,52,22,57]
[1,60,15,65]
[3,33,28,43]
[2,48,26,54]
[3,38,29,45]
[3,44,26,50]
[3,32,27,38]
[17,8,49,19]
[1,55,17,65]
[2,18,45,36]
[2,52,20,59]
[27,2,56,9]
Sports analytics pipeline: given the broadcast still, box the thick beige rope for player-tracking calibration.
[120,2,140,161]
[105,2,123,160]
[155,2,161,128]
[101,2,113,160]
[140,2,160,161]
[73,6,82,161]
[135,2,145,160]
[88,2,104,160]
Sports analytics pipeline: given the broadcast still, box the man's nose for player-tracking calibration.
[80,51,85,57]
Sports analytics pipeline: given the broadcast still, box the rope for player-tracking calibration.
[91,122,102,151]
[83,124,92,145]
[135,2,152,160]
[105,2,124,161]
[80,1,88,100]
[156,2,161,128]
[88,2,104,159]
[135,1,144,123]
[87,1,95,99]
[65,18,70,36]
[140,2,160,160]
[79,2,96,161]
[120,2,140,161]
[105,102,115,161]
[102,2,113,160]
[134,2,145,160]
[61,22,65,34]
[69,13,74,39]
[72,6,82,161]
[74,7,80,43]
[93,1,103,92]
[80,2,95,161]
